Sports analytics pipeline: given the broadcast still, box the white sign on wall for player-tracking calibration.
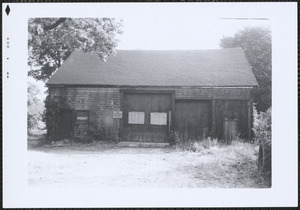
[77,116,88,121]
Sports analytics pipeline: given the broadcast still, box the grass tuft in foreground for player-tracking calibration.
[173,134,271,188]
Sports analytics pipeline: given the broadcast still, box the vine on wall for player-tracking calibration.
[43,95,73,142]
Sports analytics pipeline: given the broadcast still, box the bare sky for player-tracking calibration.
[116,4,271,50]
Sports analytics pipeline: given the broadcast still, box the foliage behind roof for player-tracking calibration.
[46,48,258,87]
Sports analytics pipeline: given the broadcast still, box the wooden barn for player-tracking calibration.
[46,48,258,143]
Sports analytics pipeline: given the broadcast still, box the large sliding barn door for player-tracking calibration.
[175,100,211,139]
[122,92,172,143]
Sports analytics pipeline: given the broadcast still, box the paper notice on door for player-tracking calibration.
[128,112,145,124]
[150,112,167,125]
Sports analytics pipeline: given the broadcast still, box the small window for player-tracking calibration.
[128,112,145,124]
[150,112,167,125]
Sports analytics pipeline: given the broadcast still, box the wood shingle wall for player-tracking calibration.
[50,87,121,139]
[49,86,253,141]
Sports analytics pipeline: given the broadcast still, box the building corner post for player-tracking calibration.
[211,99,216,138]
[248,99,254,141]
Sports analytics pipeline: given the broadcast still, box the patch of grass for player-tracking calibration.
[28,133,47,149]
[218,142,270,187]
[170,131,219,152]
[174,135,271,188]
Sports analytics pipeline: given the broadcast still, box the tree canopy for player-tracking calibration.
[27,82,41,133]
[220,27,271,112]
[28,18,123,82]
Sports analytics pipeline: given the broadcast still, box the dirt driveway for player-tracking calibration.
[28,141,270,188]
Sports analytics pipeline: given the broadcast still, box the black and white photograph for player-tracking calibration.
[3,2,298,208]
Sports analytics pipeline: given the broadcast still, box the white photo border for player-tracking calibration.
[2,2,298,208]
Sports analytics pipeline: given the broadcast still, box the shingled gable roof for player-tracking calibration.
[46,48,258,87]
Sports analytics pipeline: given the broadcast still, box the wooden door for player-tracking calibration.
[214,100,249,139]
[122,93,172,143]
[57,111,73,139]
[175,100,211,139]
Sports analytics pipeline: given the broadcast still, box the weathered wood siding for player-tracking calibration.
[122,92,172,143]
[175,87,251,100]
[174,87,252,140]
[49,87,121,139]
[175,100,211,139]
[49,86,253,141]
[214,100,249,139]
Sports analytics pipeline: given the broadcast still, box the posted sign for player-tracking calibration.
[113,111,122,118]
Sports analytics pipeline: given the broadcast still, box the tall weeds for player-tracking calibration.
[169,131,219,152]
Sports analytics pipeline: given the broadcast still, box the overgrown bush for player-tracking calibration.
[27,113,40,134]
[43,95,73,142]
[252,106,272,174]
[27,82,42,134]
[252,106,271,143]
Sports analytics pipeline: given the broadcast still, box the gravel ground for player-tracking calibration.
[28,139,271,188]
